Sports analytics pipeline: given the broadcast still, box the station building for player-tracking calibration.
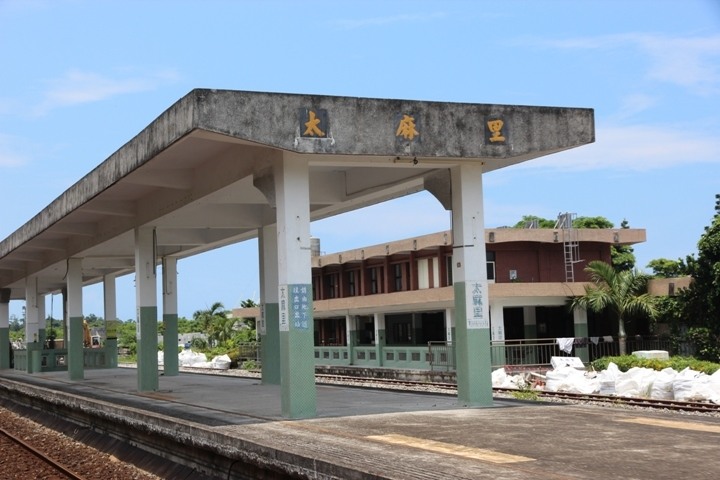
[234,221,666,371]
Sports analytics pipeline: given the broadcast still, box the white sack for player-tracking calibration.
[673,368,710,402]
[649,368,677,400]
[615,367,655,398]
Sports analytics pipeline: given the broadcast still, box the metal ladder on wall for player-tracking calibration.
[555,212,580,282]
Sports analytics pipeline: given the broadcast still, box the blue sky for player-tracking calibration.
[1,0,719,321]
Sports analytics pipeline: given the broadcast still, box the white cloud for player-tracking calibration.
[637,34,720,95]
[613,93,658,120]
[32,68,180,116]
[538,33,720,95]
[519,124,720,172]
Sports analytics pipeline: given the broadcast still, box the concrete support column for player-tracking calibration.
[490,303,506,367]
[259,224,281,385]
[451,163,492,406]
[573,307,589,363]
[411,313,422,345]
[62,288,68,348]
[135,226,158,392]
[0,289,10,369]
[162,257,179,376]
[275,155,316,418]
[445,308,456,370]
[25,277,40,344]
[37,295,46,346]
[490,303,506,342]
[445,308,455,344]
[345,314,356,365]
[523,306,538,364]
[523,306,537,339]
[103,273,118,368]
[374,312,386,366]
[66,258,84,380]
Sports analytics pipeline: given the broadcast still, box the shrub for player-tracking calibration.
[685,327,720,362]
[591,355,720,375]
[240,360,259,371]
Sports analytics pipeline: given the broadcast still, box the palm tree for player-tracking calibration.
[209,316,240,346]
[570,260,657,355]
[192,301,227,335]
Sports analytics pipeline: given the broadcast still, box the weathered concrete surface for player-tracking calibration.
[1,367,717,480]
[0,90,593,297]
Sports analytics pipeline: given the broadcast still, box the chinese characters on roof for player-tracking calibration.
[298,108,508,147]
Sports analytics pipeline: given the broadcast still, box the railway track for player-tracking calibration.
[312,372,720,414]
[0,426,87,480]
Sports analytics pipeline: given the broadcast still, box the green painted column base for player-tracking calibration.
[348,330,357,365]
[280,285,316,418]
[137,306,159,392]
[163,314,179,376]
[0,328,9,369]
[375,328,385,367]
[68,316,84,380]
[27,342,41,373]
[281,328,317,418]
[454,282,493,406]
[261,303,281,385]
[105,338,118,368]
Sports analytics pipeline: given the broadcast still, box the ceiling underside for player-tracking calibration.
[0,90,594,299]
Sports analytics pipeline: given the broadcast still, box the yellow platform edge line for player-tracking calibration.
[366,434,534,464]
[619,417,720,434]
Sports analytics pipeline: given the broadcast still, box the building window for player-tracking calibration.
[347,270,357,296]
[312,275,321,300]
[370,267,382,294]
[446,255,453,286]
[327,273,339,299]
[486,251,496,282]
[393,263,403,291]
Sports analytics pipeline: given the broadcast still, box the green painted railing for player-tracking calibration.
[13,347,114,372]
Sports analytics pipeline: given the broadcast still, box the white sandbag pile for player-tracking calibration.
[545,366,598,395]
[491,362,720,404]
[156,350,233,370]
[179,349,208,367]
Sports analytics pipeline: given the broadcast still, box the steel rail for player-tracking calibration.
[169,367,720,414]
[0,426,88,480]
[315,374,720,413]
[531,390,720,413]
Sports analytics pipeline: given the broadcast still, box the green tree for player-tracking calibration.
[646,258,688,278]
[239,299,258,330]
[573,216,613,229]
[209,315,240,346]
[9,314,24,342]
[611,219,636,272]
[117,320,138,355]
[570,260,657,355]
[84,313,104,327]
[680,194,720,341]
[513,214,637,271]
[193,301,228,333]
[177,316,200,334]
[512,215,555,228]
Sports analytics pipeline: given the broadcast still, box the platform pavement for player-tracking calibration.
[1,367,719,479]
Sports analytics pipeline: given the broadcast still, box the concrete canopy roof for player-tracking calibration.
[0,89,594,300]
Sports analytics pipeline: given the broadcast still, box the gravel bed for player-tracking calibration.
[0,406,162,479]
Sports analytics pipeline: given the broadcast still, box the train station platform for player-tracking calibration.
[1,367,719,479]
